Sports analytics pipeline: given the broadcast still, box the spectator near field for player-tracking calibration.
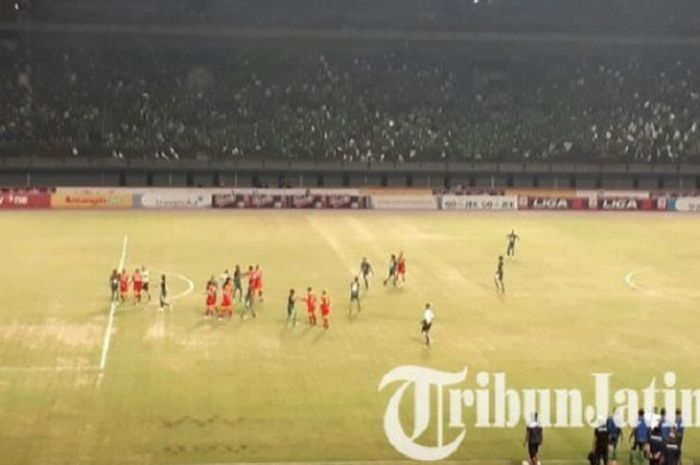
[590,418,609,465]
[648,426,664,465]
[629,409,651,463]
[665,430,681,465]
[605,411,622,465]
[524,412,543,465]
[674,408,684,452]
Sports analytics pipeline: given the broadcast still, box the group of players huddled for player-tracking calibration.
[203,265,263,320]
[109,266,171,310]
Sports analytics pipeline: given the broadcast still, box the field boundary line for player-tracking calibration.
[98,235,128,371]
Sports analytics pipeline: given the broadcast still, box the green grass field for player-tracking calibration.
[0,210,699,465]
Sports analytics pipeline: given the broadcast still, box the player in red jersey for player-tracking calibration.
[320,290,332,330]
[302,287,317,326]
[132,268,143,304]
[396,252,407,285]
[118,269,129,303]
[205,283,217,319]
[220,278,234,319]
[254,264,264,302]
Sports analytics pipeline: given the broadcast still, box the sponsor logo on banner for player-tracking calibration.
[51,193,133,209]
[597,198,663,211]
[441,195,517,211]
[522,196,588,210]
[137,192,212,209]
[379,365,698,461]
[372,194,438,210]
[673,197,700,212]
[0,193,51,209]
[213,193,287,208]
[325,194,367,209]
[599,198,640,210]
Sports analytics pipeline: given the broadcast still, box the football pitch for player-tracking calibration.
[0,210,698,465]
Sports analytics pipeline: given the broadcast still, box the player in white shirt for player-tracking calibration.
[421,303,435,346]
[141,265,151,301]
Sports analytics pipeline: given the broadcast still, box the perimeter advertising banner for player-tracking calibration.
[135,191,213,209]
[0,193,51,209]
[213,193,288,208]
[213,193,368,209]
[518,196,589,210]
[441,195,517,211]
[50,193,133,209]
[372,194,438,210]
[596,197,665,211]
[669,197,700,212]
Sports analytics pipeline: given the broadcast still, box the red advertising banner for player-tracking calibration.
[518,196,589,210]
[0,193,51,209]
[597,198,663,211]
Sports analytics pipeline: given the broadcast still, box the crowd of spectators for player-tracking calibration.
[8,0,700,37]
[1,41,699,163]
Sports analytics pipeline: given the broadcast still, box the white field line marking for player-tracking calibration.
[625,268,652,291]
[0,236,127,373]
[147,270,195,307]
[624,268,693,303]
[98,235,128,371]
[0,365,99,372]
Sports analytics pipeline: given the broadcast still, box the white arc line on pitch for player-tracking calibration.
[624,268,693,302]
[624,268,652,291]
[99,235,128,371]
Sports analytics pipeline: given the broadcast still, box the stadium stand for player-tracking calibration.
[1,40,698,163]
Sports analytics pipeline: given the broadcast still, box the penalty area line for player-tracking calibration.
[98,235,128,371]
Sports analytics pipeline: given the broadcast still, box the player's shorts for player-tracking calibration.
[287,306,295,316]
[133,283,142,292]
[422,322,432,332]
[350,294,359,300]
[142,282,149,291]
[594,449,608,465]
[632,440,648,451]
[495,272,503,281]
[528,443,539,458]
